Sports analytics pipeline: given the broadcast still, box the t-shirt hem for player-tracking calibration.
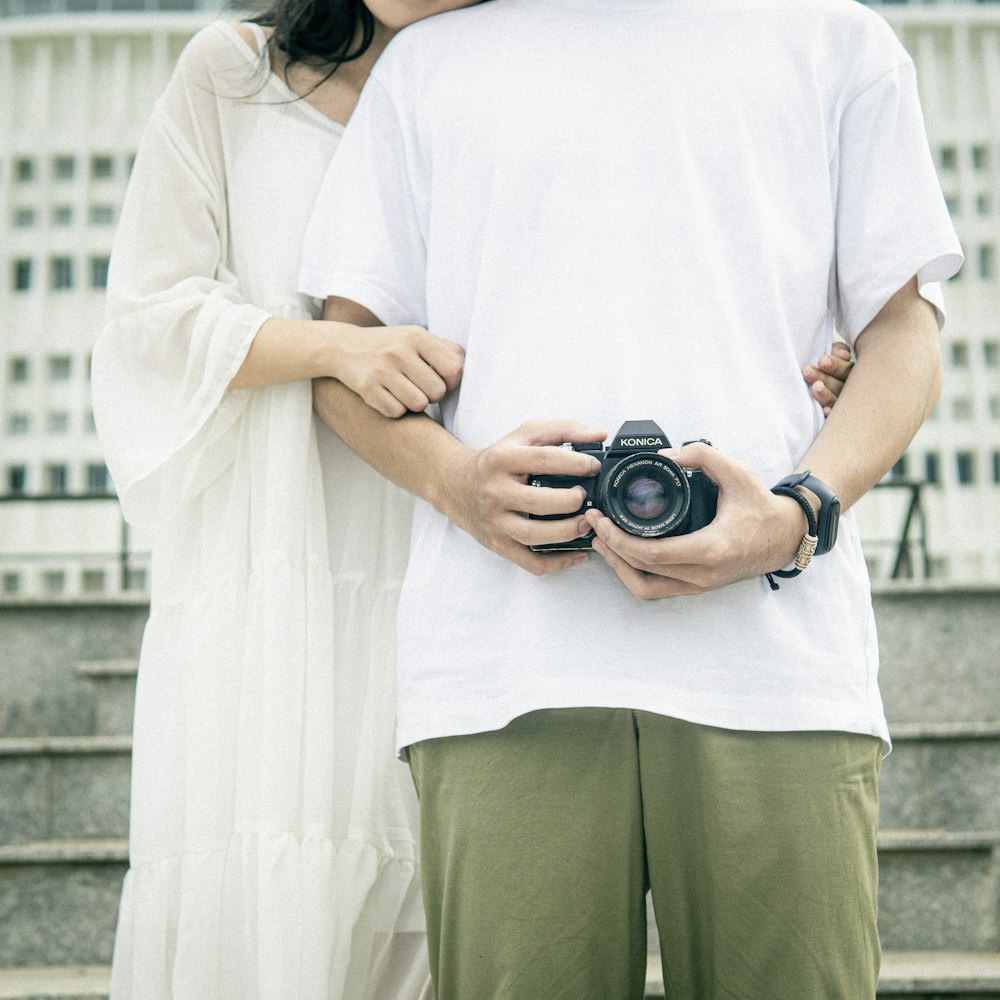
[397,698,892,760]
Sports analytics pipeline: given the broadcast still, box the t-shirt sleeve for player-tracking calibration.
[832,60,963,345]
[300,76,426,327]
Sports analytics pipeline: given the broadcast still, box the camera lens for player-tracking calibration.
[622,475,669,521]
[600,454,690,537]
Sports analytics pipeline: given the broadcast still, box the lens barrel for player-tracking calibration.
[599,453,691,537]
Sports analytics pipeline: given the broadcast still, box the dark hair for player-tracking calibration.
[249,0,375,75]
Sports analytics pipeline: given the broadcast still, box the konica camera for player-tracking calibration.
[528,420,719,551]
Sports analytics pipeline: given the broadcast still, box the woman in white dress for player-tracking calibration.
[90,3,471,997]
[90,0,856,995]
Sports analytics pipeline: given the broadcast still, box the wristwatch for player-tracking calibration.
[773,471,841,555]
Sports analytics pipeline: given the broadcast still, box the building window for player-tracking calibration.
[50,257,74,290]
[977,195,992,216]
[14,158,34,182]
[124,567,148,592]
[48,355,72,380]
[84,409,97,433]
[972,145,990,170]
[43,464,69,495]
[51,206,73,227]
[993,451,1000,486]
[81,569,106,594]
[985,341,999,367]
[13,259,32,292]
[889,455,908,480]
[8,357,30,383]
[90,256,110,289]
[979,245,995,280]
[944,194,960,216]
[950,341,970,367]
[939,146,958,171]
[85,463,110,493]
[52,155,75,181]
[989,396,1000,421]
[13,207,35,227]
[2,573,21,596]
[7,413,30,435]
[952,397,974,420]
[90,155,114,179]
[956,451,976,485]
[924,452,940,485]
[42,570,66,596]
[89,204,115,225]
[6,465,27,495]
[47,411,70,433]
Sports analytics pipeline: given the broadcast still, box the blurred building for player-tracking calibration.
[857,0,1000,585]
[0,0,998,599]
[0,1,212,600]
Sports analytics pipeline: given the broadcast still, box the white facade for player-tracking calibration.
[856,1,1000,586]
[0,10,210,600]
[0,0,998,600]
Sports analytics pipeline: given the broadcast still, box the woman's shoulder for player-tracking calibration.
[172,20,265,85]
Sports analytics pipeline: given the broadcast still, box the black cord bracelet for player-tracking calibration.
[766,486,819,591]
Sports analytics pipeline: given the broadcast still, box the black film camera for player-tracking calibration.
[528,420,719,551]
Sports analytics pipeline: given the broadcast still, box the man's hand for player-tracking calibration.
[583,442,806,599]
[442,420,607,576]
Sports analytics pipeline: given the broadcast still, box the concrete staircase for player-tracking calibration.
[0,659,131,987]
[0,596,998,999]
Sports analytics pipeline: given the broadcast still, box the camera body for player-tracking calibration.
[528,420,719,551]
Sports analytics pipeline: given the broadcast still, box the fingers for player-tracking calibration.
[802,342,854,415]
[584,509,719,581]
[591,537,706,599]
[510,419,608,448]
[416,333,465,392]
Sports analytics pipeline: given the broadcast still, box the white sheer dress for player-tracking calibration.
[91,21,427,1000]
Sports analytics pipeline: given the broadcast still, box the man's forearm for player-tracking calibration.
[798,277,942,511]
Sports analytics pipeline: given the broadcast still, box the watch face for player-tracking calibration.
[820,498,841,554]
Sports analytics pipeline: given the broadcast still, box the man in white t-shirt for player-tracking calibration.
[300,1,962,996]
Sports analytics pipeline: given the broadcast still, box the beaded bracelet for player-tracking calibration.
[765,486,819,591]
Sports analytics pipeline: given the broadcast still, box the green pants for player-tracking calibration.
[409,708,881,1000]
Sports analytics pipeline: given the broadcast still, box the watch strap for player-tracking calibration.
[773,470,840,555]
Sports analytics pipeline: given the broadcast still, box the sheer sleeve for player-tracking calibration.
[91,27,270,527]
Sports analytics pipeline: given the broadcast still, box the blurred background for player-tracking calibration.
[0,0,998,997]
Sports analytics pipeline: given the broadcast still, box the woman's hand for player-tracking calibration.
[330,324,465,418]
[802,341,854,416]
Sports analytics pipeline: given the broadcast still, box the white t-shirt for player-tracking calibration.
[301,0,962,754]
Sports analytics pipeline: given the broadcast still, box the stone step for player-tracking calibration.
[0,965,110,1000]
[878,831,1000,953]
[0,841,126,968]
[881,722,1000,831]
[645,951,1000,998]
[0,956,996,1000]
[875,592,1000,726]
[878,951,1000,998]
[0,608,146,739]
[0,738,131,846]
[74,662,136,739]
[3,832,995,968]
